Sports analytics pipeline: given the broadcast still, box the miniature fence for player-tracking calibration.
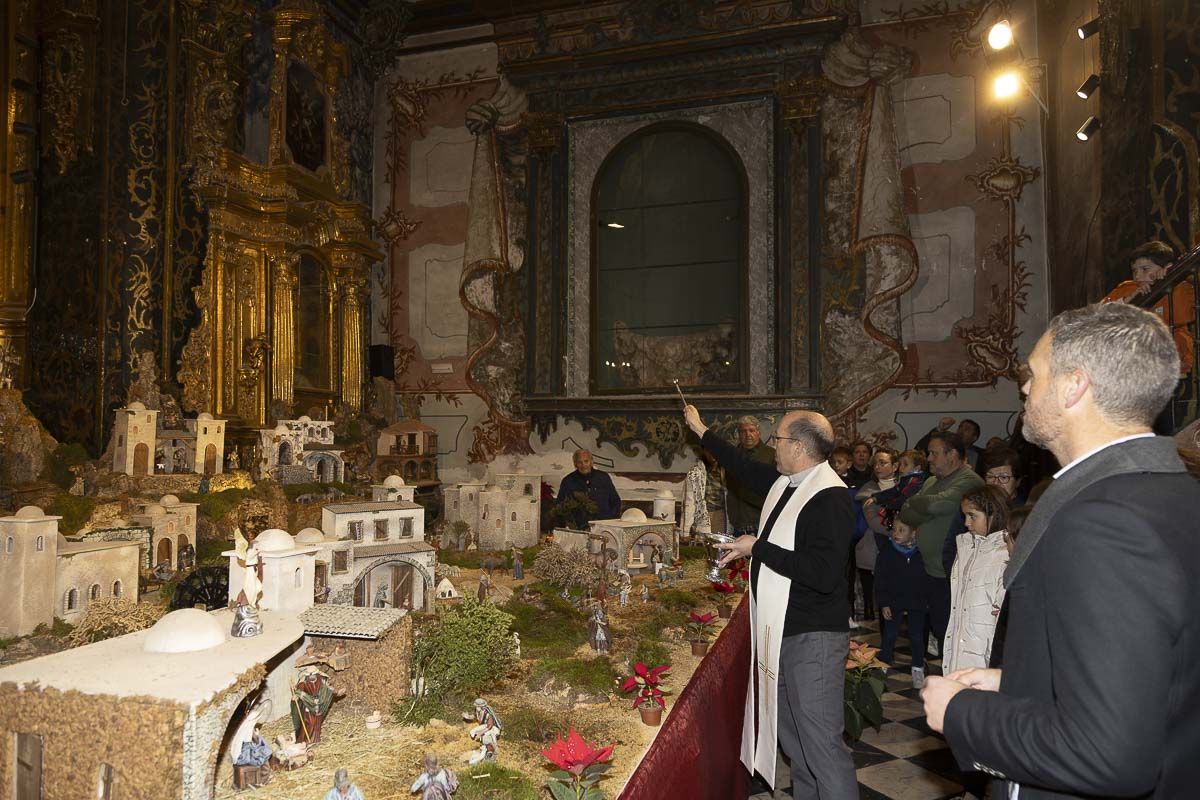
[619,594,750,800]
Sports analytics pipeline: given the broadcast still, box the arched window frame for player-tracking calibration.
[589,121,750,395]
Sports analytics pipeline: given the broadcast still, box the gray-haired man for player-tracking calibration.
[724,415,776,535]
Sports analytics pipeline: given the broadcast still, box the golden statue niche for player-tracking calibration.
[179,0,380,430]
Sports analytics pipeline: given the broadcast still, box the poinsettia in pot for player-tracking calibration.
[844,640,888,741]
[686,611,718,656]
[727,560,749,592]
[543,728,615,800]
[621,662,671,726]
[711,580,737,618]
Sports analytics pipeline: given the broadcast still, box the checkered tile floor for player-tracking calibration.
[750,620,968,800]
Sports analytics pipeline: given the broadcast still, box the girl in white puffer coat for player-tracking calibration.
[943,485,1011,674]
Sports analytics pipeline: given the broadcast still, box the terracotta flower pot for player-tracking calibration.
[718,603,733,619]
[639,705,663,727]
[690,640,710,656]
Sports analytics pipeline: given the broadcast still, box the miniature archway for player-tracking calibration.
[133,442,150,475]
[628,531,668,570]
[278,440,294,466]
[204,444,218,475]
[350,555,435,612]
[157,537,173,568]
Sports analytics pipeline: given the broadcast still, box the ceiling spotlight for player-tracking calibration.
[994,71,1022,101]
[605,221,624,229]
[1076,74,1100,99]
[1076,116,1102,141]
[987,21,1014,51]
[1077,18,1099,40]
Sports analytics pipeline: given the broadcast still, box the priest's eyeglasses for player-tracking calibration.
[766,435,802,445]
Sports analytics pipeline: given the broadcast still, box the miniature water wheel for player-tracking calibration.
[169,566,229,611]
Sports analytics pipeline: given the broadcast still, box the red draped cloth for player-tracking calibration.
[620,595,751,800]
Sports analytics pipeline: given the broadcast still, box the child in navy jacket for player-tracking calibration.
[874,506,928,685]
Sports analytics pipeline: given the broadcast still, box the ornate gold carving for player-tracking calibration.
[523,111,563,152]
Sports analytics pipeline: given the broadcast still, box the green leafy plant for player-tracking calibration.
[844,640,887,741]
[543,728,615,800]
[526,656,617,695]
[532,544,597,590]
[406,595,517,716]
[547,492,599,529]
[629,639,671,674]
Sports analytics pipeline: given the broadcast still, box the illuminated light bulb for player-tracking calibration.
[987,21,1014,51]
[994,71,1021,100]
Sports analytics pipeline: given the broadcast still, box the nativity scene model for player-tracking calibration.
[0,0,1143,797]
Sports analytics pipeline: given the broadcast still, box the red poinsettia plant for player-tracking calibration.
[710,579,738,595]
[621,661,671,710]
[543,728,615,800]
[727,560,750,591]
[686,610,718,643]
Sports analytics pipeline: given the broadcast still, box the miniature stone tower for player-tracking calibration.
[0,506,62,637]
[113,401,159,476]
[188,412,226,475]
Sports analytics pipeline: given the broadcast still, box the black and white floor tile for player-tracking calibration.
[751,620,970,800]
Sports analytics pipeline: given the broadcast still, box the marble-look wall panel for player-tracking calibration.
[565,99,775,396]
[893,74,977,168]
[407,243,469,359]
[901,206,978,343]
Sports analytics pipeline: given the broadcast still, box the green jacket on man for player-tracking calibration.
[724,440,776,531]
[902,465,983,579]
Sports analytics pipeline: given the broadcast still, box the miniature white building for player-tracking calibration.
[112,402,159,476]
[302,500,437,610]
[224,529,320,615]
[0,506,141,638]
[553,508,676,575]
[652,488,677,522]
[258,415,345,484]
[0,607,306,800]
[189,412,227,475]
[110,402,226,476]
[435,577,459,600]
[371,473,416,503]
[443,471,541,551]
[375,418,439,486]
[130,494,199,571]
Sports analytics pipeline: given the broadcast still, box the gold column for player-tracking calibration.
[0,0,38,387]
[336,263,367,411]
[271,250,298,406]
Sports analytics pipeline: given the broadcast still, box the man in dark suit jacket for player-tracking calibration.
[922,302,1200,799]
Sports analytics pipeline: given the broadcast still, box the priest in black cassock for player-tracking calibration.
[684,405,857,800]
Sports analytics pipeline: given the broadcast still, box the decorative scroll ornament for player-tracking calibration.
[40,31,89,173]
[969,156,1040,202]
[375,206,422,244]
[358,0,413,81]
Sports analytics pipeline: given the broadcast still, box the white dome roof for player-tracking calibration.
[298,415,312,423]
[144,504,165,517]
[654,489,675,499]
[160,494,180,506]
[620,508,647,523]
[143,609,226,653]
[273,424,289,435]
[128,401,146,411]
[14,506,44,520]
[197,412,214,420]
[383,475,406,488]
[254,529,294,552]
[295,527,325,544]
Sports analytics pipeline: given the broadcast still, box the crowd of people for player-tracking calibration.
[683,298,1199,800]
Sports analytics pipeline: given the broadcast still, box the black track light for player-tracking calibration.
[1076,74,1100,99]
[1077,18,1099,40]
[1076,116,1102,141]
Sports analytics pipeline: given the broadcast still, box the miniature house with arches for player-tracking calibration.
[443,471,542,550]
[313,499,436,610]
[257,416,345,484]
[554,507,677,575]
[110,403,226,476]
[375,418,439,484]
[130,494,200,571]
[0,506,141,638]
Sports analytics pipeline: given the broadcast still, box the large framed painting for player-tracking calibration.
[286,60,327,172]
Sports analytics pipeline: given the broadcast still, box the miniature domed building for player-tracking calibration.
[253,528,295,552]
[384,474,405,488]
[652,488,677,522]
[143,608,226,653]
[620,507,647,523]
[295,527,325,545]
